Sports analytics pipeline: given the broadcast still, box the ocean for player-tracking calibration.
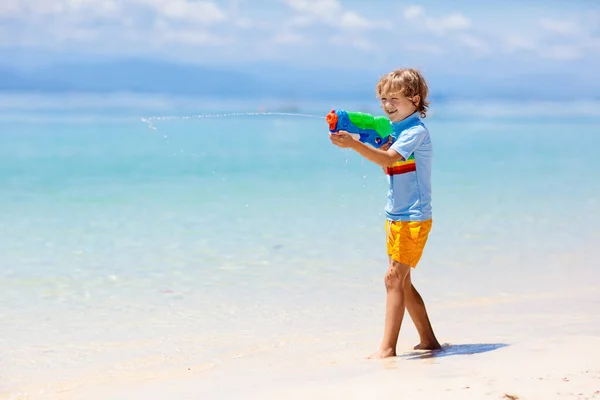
[1,94,599,398]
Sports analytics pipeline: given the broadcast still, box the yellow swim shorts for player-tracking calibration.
[385,219,433,268]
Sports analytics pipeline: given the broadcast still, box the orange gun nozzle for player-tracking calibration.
[326,109,338,131]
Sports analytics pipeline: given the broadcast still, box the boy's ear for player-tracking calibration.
[412,95,421,106]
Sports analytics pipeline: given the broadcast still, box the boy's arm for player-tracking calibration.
[349,140,404,167]
[330,131,403,167]
[379,137,393,173]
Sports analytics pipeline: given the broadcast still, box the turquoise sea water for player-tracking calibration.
[1,95,599,394]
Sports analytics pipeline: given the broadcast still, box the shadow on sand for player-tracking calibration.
[399,343,509,361]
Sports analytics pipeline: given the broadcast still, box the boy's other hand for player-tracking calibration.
[329,130,358,149]
[379,136,393,151]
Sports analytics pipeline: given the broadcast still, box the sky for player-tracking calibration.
[0,0,599,98]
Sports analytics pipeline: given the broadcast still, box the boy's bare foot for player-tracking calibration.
[367,348,396,359]
[413,341,442,351]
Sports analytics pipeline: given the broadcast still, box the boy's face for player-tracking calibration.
[379,92,419,122]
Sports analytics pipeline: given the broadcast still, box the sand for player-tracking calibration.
[4,284,599,400]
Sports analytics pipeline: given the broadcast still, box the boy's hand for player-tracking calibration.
[329,130,358,149]
[379,135,393,151]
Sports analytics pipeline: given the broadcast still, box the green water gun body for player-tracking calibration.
[326,109,392,148]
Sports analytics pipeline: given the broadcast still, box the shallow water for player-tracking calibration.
[1,96,599,397]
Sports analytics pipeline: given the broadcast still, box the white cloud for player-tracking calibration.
[402,5,481,55]
[222,0,257,29]
[0,0,597,69]
[0,0,227,23]
[330,34,373,52]
[539,45,581,60]
[502,34,584,61]
[283,0,389,31]
[232,16,253,29]
[403,5,424,20]
[150,18,231,46]
[0,0,231,51]
[338,11,370,30]
[504,35,537,52]
[539,18,580,36]
[457,33,489,54]
[133,0,227,24]
[433,13,471,32]
[0,0,119,18]
[0,1,19,15]
[0,0,65,15]
[285,0,339,15]
[500,15,595,61]
[403,42,444,55]
[402,5,594,62]
[156,29,226,45]
[69,0,118,13]
[273,32,305,44]
[403,5,471,35]
[288,15,313,28]
[279,0,390,54]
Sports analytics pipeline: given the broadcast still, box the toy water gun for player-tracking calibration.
[326,109,393,148]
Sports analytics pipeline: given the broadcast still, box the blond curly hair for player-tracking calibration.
[375,68,431,118]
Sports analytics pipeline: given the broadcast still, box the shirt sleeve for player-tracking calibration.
[390,126,427,161]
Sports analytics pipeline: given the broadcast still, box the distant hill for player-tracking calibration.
[0,59,385,101]
[0,60,269,97]
[0,56,598,101]
[0,68,61,91]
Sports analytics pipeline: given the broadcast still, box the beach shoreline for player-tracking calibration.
[4,284,599,400]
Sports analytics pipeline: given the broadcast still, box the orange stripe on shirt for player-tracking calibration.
[386,154,416,176]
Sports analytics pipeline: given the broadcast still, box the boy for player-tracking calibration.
[329,68,441,359]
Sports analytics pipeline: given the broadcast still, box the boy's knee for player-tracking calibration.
[384,259,411,291]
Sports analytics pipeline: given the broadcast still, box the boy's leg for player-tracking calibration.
[405,278,441,350]
[369,219,440,358]
[368,258,412,359]
[401,219,441,350]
